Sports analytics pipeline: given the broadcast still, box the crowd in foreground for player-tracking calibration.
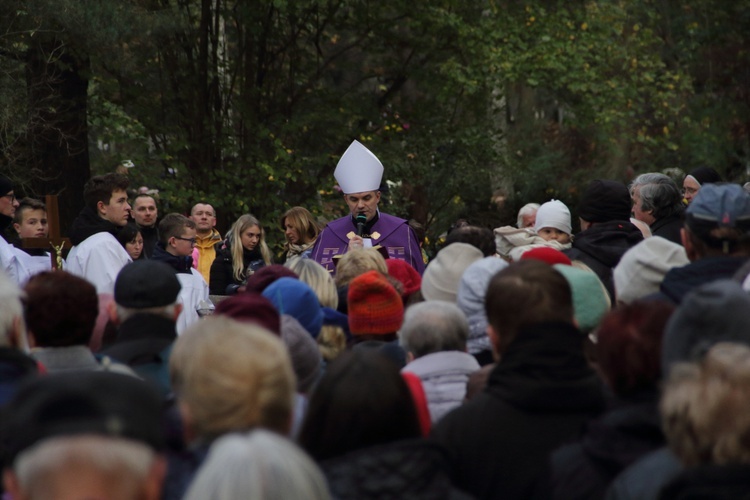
[1,143,750,499]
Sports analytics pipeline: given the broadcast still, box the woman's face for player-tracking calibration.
[284,219,300,245]
[241,224,261,251]
[126,233,144,260]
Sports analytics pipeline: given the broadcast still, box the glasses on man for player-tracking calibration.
[2,193,15,202]
[174,236,197,245]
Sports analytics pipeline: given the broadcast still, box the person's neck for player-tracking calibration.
[196,228,213,238]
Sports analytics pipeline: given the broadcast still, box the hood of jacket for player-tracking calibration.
[69,206,122,246]
[571,220,644,268]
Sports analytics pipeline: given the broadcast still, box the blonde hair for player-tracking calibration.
[229,214,272,282]
[285,258,346,361]
[170,316,295,439]
[662,342,750,467]
[334,248,387,287]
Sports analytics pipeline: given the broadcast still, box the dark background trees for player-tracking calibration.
[1,0,749,254]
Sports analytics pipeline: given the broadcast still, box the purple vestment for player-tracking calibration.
[311,212,425,276]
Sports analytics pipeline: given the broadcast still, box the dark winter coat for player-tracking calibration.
[565,220,643,303]
[139,224,159,259]
[650,256,747,305]
[151,243,194,274]
[549,388,665,500]
[658,464,750,500]
[649,211,684,245]
[432,322,605,500]
[321,438,473,500]
[208,244,266,295]
[68,206,122,245]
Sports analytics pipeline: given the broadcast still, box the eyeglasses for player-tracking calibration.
[174,236,196,245]
[2,193,15,202]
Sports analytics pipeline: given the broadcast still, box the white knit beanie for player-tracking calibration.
[613,236,689,304]
[421,243,484,302]
[534,200,572,235]
[456,257,509,354]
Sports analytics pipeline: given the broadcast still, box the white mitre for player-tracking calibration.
[334,140,384,194]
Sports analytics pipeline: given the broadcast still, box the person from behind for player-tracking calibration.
[298,349,467,498]
[210,214,272,295]
[0,271,37,407]
[659,342,750,497]
[184,429,331,500]
[164,316,295,499]
[432,260,604,499]
[399,301,480,423]
[2,371,166,500]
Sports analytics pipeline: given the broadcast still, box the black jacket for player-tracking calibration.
[151,243,193,274]
[69,206,122,245]
[565,220,643,304]
[138,224,159,259]
[432,322,605,500]
[209,244,266,295]
[650,210,684,245]
[321,439,473,500]
[650,256,748,305]
[659,464,750,500]
[549,388,665,500]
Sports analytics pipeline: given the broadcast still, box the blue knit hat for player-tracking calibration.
[262,277,323,338]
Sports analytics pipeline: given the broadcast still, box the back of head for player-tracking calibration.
[485,260,574,353]
[169,316,295,440]
[661,342,750,467]
[683,183,750,257]
[421,242,484,302]
[577,179,632,223]
[334,248,387,287]
[245,264,298,294]
[554,263,610,334]
[399,301,469,358]
[214,292,281,335]
[83,173,129,211]
[662,279,750,375]
[456,257,508,353]
[114,260,181,311]
[24,271,98,347]
[299,350,421,461]
[629,173,683,220]
[262,277,323,338]
[184,430,331,500]
[613,237,690,304]
[286,258,338,308]
[347,270,404,338]
[596,301,674,396]
[444,225,497,257]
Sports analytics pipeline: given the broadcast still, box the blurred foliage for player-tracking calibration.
[1,0,749,250]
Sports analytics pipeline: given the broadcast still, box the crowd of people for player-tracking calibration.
[1,148,749,499]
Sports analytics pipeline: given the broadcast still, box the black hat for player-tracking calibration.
[686,167,722,186]
[114,260,181,308]
[3,372,164,463]
[0,174,12,196]
[577,179,632,223]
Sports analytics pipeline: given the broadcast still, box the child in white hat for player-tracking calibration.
[493,199,573,261]
[534,200,573,244]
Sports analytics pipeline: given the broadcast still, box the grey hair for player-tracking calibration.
[630,173,684,220]
[115,303,179,323]
[0,271,26,350]
[516,203,540,228]
[184,429,331,500]
[398,300,469,358]
[13,435,156,500]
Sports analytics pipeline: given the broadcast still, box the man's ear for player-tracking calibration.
[3,469,22,500]
[681,227,697,261]
[173,304,184,322]
[405,351,415,363]
[107,301,121,326]
[96,200,107,217]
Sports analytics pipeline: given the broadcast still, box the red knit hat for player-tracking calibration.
[520,247,572,266]
[386,259,422,298]
[347,270,404,335]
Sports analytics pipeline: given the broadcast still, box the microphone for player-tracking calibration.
[356,213,367,237]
